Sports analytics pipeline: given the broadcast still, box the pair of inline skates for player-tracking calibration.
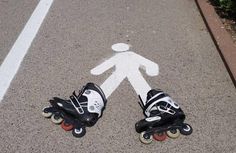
[42,82,192,143]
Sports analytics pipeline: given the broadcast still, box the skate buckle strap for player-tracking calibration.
[70,93,84,114]
[157,105,175,115]
[145,116,161,122]
[144,92,165,112]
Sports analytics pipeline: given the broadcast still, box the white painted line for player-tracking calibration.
[0,0,54,101]
[91,43,159,102]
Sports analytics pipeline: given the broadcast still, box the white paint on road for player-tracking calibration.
[91,43,159,102]
[0,0,54,101]
[111,43,130,52]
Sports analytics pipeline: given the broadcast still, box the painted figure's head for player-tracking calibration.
[111,43,130,52]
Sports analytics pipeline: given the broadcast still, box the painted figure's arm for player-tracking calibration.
[90,56,116,75]
[133,53,159,76]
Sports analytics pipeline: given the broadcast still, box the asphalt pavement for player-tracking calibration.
[0,0,235,153]
[0,0,38,65]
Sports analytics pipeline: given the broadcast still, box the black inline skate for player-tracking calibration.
[42,82,107,138]
[135,89,192,144]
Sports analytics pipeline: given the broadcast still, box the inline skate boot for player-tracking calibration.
[42,82,107,138]
[135,89,192,144]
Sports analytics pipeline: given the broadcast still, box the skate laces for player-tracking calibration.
[157,104,175,115]
[146,94,178,116]
[70,90,88,114]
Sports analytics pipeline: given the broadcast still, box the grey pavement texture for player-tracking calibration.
[0,0,38,65]
[0,0,236,153]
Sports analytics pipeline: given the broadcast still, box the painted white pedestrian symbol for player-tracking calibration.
[91,43,159,101]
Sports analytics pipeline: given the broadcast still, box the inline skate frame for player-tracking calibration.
[42,82,107,138]
[135,89,192,144]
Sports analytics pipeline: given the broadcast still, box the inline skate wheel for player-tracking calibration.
[139,132,153,144]
[42,107,52,118]
[180,123,193,135]
[61,121,74,131]
[153,132,167,141]
[72,127,86,138]
[51,114,63,124]
[166,129,180,139]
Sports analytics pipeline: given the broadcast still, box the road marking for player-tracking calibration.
[91,43,159,102]
[0,0,54,101]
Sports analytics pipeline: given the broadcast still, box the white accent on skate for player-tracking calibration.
[70,96,85,114]
[145,116,161,122]
[83,89,104,117]
[183,125,191,132]
[74,128,83,134]
[157,106,175,115]
[57,103,63,107]
[0,0,54,102]
[145,96,179,117]
[148,92,164,103]
[91,43,159,102]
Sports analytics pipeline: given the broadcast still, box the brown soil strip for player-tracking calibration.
[195,0,236,86]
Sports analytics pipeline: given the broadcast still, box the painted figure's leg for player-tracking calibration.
[127,72,151,104]
[100,72,125,99]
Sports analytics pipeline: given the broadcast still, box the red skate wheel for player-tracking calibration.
[61,121,74,131]
[153,132,167,141]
